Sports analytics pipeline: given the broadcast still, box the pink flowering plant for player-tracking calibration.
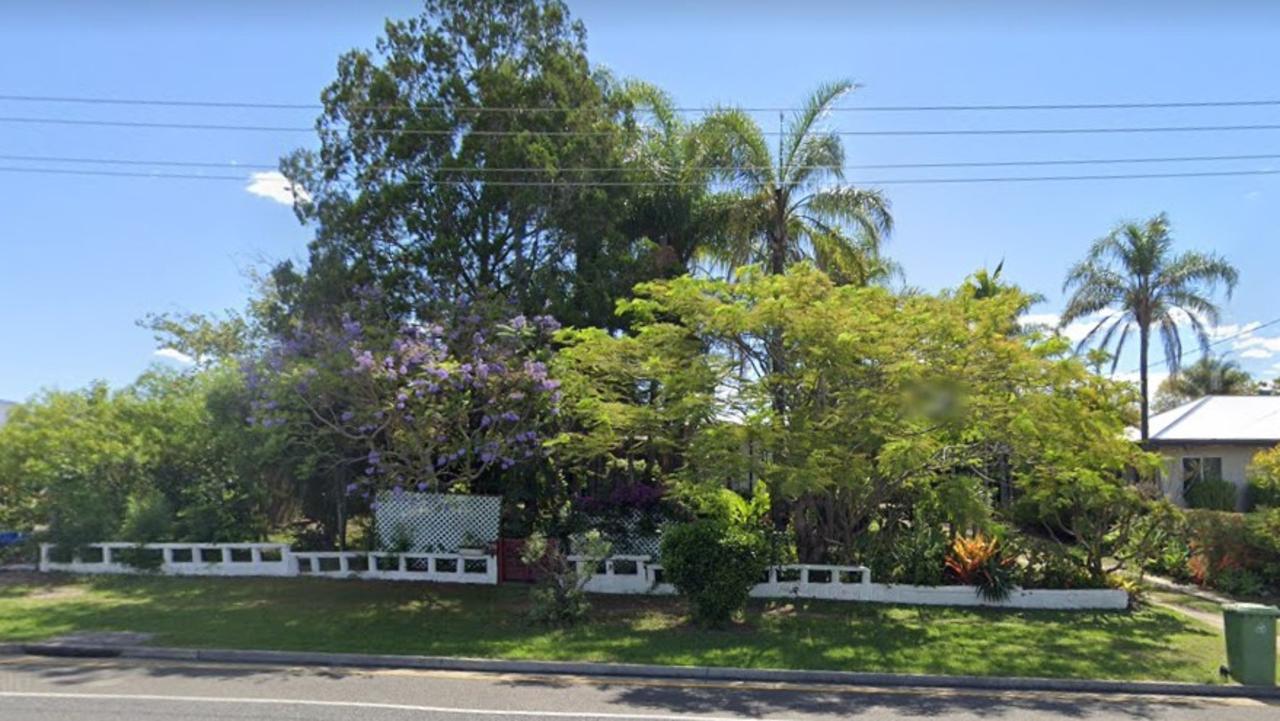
[248,303,561,500]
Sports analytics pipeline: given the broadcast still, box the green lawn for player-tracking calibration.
[0,573,1243,684]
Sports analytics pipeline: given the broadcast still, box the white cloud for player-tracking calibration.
[1208,321,1262,341]
[1204,322,1280,362]
[245,171,310,206]
[1244,190,1262,201]
[154,347,195,365]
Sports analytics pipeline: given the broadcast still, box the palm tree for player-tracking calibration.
[1154,355,1256,411]
[1061,213,1238,440]
[963,261,1047,335]
[709,80,895,284]
[621,83,743,276]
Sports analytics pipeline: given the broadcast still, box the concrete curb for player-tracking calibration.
[6,643,1279,699]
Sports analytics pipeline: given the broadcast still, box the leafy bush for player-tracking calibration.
[944,534,1016,601]
[1123,501,1193,582]
[521,531,610,627]
[1246,450,1280,510]
[881,519,948,586]
[113,545,166,572]
[1154,509,1280,597]
[1019,538,1106,590]
[1243,507,1280,591]
[120,491,174,543]
[1214,568,1266,597]
[1247,477,1280,511]
[660,519,769,627]
[1184,510,1251,585]
[1184,479,1237,511]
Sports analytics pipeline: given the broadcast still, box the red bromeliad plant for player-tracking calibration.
[945,534,1017,601]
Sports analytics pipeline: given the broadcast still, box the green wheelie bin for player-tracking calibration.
[1221,603,1279,686]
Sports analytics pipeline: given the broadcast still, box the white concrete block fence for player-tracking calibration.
[569,556,1128,610]
[40,543,1127,610]
[39,543,497,585]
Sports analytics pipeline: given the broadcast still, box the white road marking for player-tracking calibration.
[0,691,799,720]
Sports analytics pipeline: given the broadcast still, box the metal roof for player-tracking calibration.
[1141,395,1280,444]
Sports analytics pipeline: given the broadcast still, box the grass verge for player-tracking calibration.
[0,573,1244,684]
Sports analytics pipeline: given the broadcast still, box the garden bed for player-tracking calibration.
[0,573,1251,684]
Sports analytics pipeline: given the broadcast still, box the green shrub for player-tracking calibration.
[883,520,948,586]
[120,491,174,543]
[113,545,166,572]
[1215,568,1266,597]
[1175,509,1280,597]
[1020,539,1107,589]
[1246,474,1280,511]
[1247,446,1280,510]
[660,519,768,627]
[521,531,610,627]
[1244,508,1280,591]
[1184,479,1237,511]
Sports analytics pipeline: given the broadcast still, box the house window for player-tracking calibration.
[1181,456,1223,494]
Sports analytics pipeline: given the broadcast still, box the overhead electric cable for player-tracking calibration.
[5,151,1280,173]
[1,165,1277,186]
[7,116,1280,137]
[5,93,1280,113]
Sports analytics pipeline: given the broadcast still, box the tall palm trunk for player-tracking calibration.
[768,190,787,275]
[1138,322,1150,441]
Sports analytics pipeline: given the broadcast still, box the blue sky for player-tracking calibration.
[2,1,1279,402]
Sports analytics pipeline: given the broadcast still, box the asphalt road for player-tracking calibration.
[0,655,1277,721]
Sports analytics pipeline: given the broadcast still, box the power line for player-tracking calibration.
[4,151,1280,174]
[6,92,1280,113]
[0,154,277,170]
[1123,317,1280,374]
[8,115,1280,137]
[1,164,1277,186]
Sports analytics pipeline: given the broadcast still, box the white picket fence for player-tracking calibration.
[40,543,1127,610]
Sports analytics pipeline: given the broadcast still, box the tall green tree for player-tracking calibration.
[1154,355,1256,412]
[278,0,649,330]
[566,264,1159,581]
[1061,213,1238,440]
[710,80,895,283]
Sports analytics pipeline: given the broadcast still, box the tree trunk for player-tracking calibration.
[1139,322,1150,441]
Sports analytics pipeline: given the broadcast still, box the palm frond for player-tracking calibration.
[1109,324,1133,374]
[780,80,855,178]
[804,186,894,244]
[1160,251,1240,300]
[1158,313,1185,374]
[697,108,773,188]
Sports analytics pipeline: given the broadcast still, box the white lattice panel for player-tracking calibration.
[375,492,501,553]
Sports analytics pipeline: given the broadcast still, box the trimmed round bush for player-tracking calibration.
[660,519,768,627]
